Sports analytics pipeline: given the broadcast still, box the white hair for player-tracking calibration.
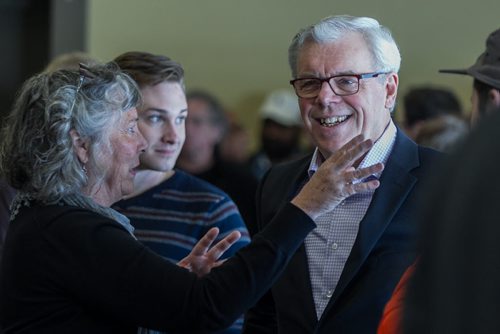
[288,15,401,78]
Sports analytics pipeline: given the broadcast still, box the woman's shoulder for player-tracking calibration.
[21,203,122,236]
[35,203,105,222]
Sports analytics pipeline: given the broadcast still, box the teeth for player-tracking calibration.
[320,115,349,127]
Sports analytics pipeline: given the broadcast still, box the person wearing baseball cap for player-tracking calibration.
[440,28,500,124]
[248,89,304,180]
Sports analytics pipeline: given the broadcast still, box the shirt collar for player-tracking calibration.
[308,120,397,179]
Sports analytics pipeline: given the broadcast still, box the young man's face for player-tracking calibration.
[137,82,188,172]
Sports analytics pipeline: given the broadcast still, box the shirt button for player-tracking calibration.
[331,242,338,250]
[326,290,333,298]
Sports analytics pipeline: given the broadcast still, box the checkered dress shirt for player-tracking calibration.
[304,121,397,318]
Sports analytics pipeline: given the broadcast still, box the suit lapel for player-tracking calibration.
[285,155,313,200]
[323,129,420,314]
[280,156,319,320]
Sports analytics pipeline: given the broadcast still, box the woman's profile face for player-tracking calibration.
[91,108,147,206]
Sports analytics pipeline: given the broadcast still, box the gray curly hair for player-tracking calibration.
[288,15,401,78]
[0,62,140,205]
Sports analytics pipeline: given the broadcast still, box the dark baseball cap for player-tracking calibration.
[440,28,500,89]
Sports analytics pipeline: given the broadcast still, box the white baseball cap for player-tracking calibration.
[260,89,302,127]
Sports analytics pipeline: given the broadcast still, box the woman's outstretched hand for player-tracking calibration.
[178,227,242,277]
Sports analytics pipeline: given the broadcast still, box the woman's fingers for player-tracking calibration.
[190,227,220,256]
[205,231,241,262]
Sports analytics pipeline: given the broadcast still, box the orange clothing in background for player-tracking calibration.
[377,262,417,334]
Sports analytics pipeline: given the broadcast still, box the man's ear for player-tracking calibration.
[384,73,399,110]
[488,88,500,109]
[70,129,89,164]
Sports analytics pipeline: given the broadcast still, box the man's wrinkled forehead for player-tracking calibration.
[296,36,375,76]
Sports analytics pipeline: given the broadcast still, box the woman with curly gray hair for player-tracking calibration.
[0,63,382,333]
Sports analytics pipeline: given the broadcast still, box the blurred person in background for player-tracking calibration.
[402,27,500,334]
[401,86,463,140]
[379,27,500,334]
[401,106,500,334]
[414,114,469,153]
[218,111,252,165]
[176,90,228,175]
[248,89,305,180]
[176,90,258,230]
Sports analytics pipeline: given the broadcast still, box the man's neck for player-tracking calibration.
[123,169,175,199]
[176,152,215,174]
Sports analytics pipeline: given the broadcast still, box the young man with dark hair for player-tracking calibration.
[113,51,251,334]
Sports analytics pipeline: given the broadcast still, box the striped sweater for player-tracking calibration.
[114,170,251,334]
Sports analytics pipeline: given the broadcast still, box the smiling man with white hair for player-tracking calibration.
[244,15,442,333]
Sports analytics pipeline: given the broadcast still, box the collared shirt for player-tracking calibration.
[304,121,397,319]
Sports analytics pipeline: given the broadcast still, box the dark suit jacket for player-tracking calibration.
[244,129,441,334]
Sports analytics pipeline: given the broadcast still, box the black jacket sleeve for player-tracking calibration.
[50,202,314,332]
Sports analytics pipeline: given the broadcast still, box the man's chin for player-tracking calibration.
[139,159,175,172]
[155,164,176,173]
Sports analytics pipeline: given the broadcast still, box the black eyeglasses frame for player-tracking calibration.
[289,71,390,98]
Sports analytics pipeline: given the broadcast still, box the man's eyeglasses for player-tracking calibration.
[289,71,389,99]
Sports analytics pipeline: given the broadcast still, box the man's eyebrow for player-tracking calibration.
[297,70,356,78]
[143,107,188,114]
[144,107,167,114]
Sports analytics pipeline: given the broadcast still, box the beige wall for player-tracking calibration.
[87,0,500,150]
